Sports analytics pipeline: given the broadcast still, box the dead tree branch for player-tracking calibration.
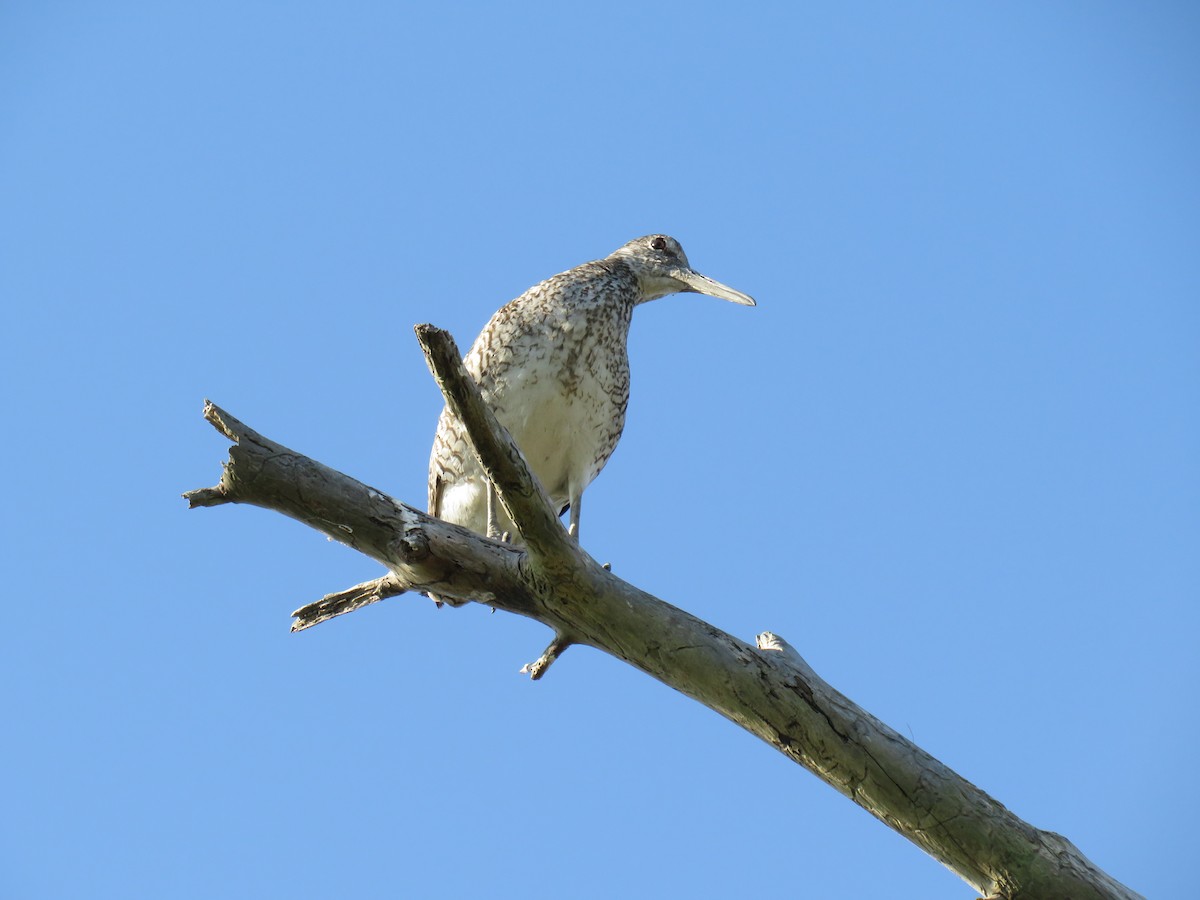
[182,324,1142,900]
[290,573,407,632]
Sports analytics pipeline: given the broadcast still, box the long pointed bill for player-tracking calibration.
[673,268,756,307]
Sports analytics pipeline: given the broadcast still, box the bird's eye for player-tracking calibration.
[650,236,667,252]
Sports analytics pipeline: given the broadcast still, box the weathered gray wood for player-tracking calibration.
[183,326,1142,900]
[182,401,537,617]
[290,574,407,632]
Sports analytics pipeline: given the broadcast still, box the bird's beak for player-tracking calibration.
[672,268,756,307]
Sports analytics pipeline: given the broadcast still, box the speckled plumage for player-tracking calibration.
[428,234,754,546]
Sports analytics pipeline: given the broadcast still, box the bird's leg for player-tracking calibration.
[565,488,607,566]
[567,489,582,543]
[485,486,512,542]
[486,483,501,540]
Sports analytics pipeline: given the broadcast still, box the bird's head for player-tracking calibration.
[609,235,756,307]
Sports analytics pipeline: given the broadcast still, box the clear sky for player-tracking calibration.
[3,3,1196,898]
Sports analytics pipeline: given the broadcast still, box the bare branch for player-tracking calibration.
[414,324,575,564]
[184,400,540,619]
[184,327,1144,900]
[291,573,408,632]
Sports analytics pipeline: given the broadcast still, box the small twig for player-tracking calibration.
[519,634,575,681]
[291,573,408,632]
[183,483,229,507]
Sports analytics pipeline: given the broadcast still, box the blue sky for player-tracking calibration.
[3,3,1196,898]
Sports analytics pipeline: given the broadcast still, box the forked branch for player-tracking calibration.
[183,325,1141,900]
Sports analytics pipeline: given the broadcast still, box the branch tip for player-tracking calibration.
[192,398,251,446]
[520,634,574,681]
[291,574,408,632]
[182,485,230,508]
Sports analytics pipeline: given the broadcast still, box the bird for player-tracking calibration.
[427,234,755,558]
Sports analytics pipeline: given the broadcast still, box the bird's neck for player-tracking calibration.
[601,258,669,306]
